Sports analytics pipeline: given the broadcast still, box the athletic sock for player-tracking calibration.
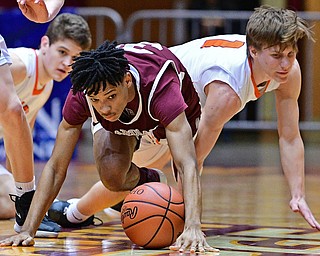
[15,176,36,197]
[66,202,91,223]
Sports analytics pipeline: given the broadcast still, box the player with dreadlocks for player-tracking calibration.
[0,40,219,253]
[71,41,128,95]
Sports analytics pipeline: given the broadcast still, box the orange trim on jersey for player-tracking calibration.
[32,50,46,95]
[201,39,245,49]
[248,58,270,98]
[21,101,29,113]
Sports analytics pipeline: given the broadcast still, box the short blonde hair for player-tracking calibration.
[246,5,314,52]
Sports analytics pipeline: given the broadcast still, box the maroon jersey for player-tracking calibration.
[63,42,200,142]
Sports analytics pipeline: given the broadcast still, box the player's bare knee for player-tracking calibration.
[99,167,129,192]
[100,173,127,192]
[101,179,123,192]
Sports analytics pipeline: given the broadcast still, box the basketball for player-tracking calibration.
[121,182,185,249]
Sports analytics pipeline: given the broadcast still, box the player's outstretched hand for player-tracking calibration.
[0,232,35,247]
[169,226,219,254]
[17,0,63,23]
[290,197,320,230]
[17,0,50,23]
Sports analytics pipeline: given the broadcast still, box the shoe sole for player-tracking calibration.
[35,230,59,238]
[13,223,59,238]
[14,223,22,233]
[14,223,59,238]
[103,207,121,220]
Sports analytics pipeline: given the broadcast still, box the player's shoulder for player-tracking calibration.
[9,48,37,77]
[8,47,35,56]
[171,34,246,52]
[204,34,245,40]
[8,47,36,66]
[189,34,246,45]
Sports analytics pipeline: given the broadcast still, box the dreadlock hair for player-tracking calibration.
[70,40,129,95]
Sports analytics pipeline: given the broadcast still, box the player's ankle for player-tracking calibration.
[66,201,90,223]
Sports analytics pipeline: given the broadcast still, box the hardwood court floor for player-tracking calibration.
[1,161,320,255]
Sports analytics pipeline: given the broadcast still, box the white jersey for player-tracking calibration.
[170,34,280,112]
[0,35,12,66]
[0,47,53,138]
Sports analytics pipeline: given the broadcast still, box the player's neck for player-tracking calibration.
[36,50,51,86]
[250,57,270,85]
[127,82,136,103]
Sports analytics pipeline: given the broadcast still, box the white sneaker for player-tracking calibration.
[103,207,121,220]
[67,198,80,205]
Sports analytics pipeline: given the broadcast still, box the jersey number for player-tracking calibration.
[120,42,163,55]
[201,39,244,49]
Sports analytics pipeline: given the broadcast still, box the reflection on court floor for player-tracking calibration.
[1,162,320,255]
[1,220,320,255]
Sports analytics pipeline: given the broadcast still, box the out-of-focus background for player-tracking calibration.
[0,0,319,169]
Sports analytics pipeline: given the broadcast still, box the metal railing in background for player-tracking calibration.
[3,7,317,131]
[75,7,124,47]
[122,9,253,45]
[122,9,320,131]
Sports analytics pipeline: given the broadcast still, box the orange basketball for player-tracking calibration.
[121,182,185,249]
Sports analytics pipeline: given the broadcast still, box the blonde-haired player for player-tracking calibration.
[170,5,320,234]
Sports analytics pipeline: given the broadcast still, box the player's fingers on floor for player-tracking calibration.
[204,242,220,253]
[169,246,179,251]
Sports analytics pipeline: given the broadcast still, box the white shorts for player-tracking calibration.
[0,165,12,176]
[91,121,171,167]
[133,136,170,167]
[0,35,12,66]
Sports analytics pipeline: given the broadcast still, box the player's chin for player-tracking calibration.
[274,73,289,83]
[103,114,118,122]
[54,74,68,82]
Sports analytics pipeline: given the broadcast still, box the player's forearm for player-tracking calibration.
[194,139,212,169]
[279,136,305,198]
[181,165,202,227]
[194,122,222,169]
[22,163,66,236]
[21,196,48,237]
